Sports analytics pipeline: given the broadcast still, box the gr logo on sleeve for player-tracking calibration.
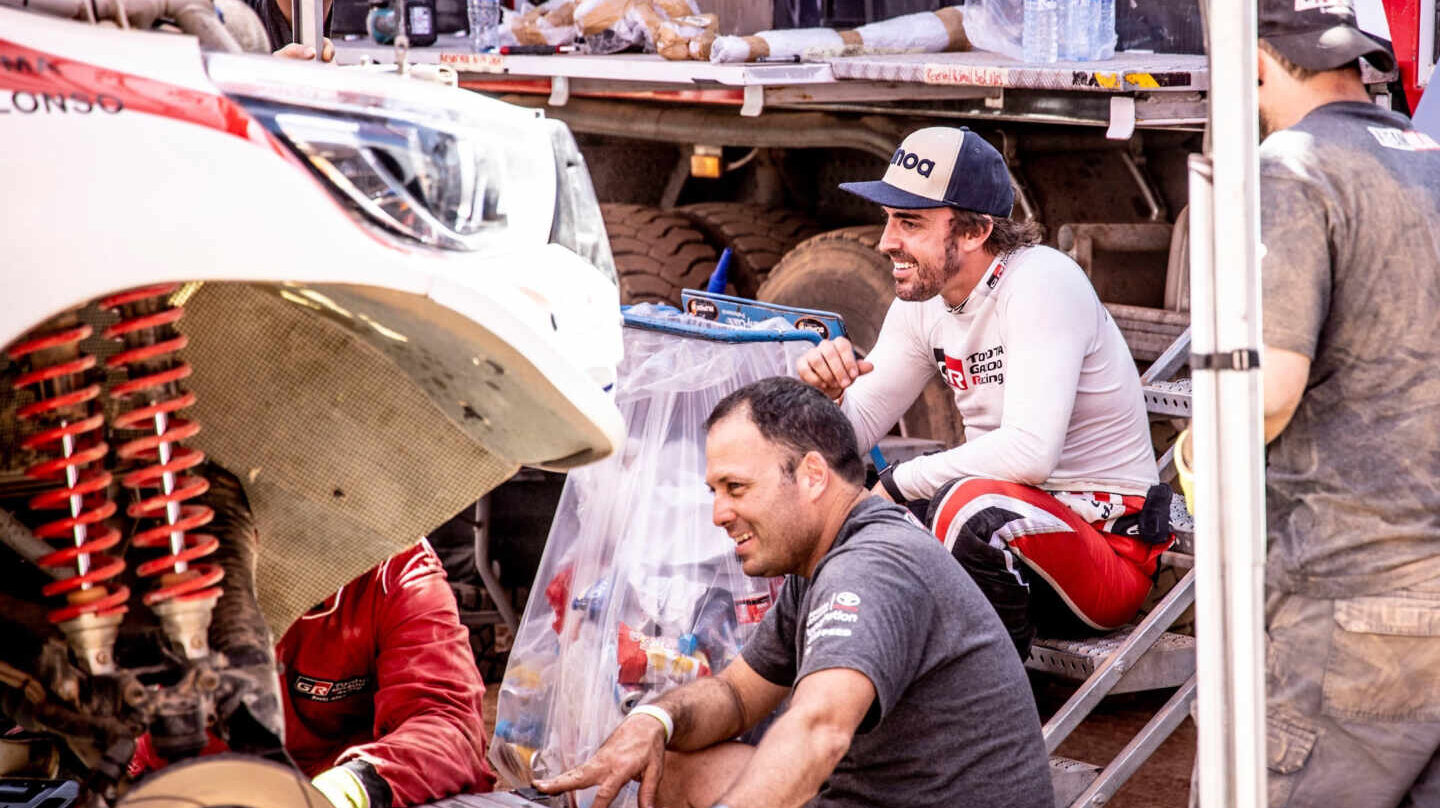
[291,674,371,702]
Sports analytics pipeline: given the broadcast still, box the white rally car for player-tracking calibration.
[0,6,621,805]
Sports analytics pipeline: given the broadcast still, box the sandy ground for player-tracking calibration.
[1040,684,1195,807]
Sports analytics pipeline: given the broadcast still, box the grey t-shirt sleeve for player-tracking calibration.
[1260,160,1333,359]
[741,577,799,686]
[796,549,932,724]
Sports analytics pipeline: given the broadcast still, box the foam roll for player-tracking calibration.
[853,7,972,53]
[710,7,972,62]
[936,6,969,49]
[711,28,851,62]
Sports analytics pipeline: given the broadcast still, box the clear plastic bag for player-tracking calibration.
[489,308,814,807]
[961,0,1024,60]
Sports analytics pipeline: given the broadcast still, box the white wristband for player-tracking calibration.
[629,704,674,744]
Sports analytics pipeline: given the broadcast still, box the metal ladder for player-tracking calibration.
[1036,328,1197,808]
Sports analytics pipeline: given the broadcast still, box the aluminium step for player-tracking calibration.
[1169,493,1195,555]
[1049,756,1101,808]
[1143,377,1191,417]
[1027,629,1196,694]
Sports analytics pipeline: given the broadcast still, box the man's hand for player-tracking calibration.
[797,337,874,400]
[274,38,335,61]
[533,713,667,808]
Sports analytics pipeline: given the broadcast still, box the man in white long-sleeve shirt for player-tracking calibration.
[798,127,1170,657]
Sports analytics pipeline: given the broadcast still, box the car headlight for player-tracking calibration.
[239,98,502,250]
[545,119,617,284]
[208,55,557,252]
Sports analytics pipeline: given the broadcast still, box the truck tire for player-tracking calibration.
[757,226,965,445]
[676,203,822,297]
[602,204,718,306]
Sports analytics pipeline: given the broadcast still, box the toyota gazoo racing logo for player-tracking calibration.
[805,591,862,645]
[291,674,370,703]
[934,349,969,391]
[890,147,936,178]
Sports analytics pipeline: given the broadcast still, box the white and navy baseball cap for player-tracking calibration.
[840,127,1014,217]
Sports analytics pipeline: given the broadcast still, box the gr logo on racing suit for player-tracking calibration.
[291,674,370,703]
[935,349,970,391]
[934,346,1006,391]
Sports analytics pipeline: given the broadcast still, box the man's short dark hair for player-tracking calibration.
[950,209,1044,254]
[706,376,866,486]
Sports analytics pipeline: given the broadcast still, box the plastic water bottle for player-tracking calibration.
[1094,0,1116,59]
[1058,0,1092,60]
[467,0,500,52]
[1022,0,1059,64]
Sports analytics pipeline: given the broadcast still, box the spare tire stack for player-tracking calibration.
[601,204,718,305]
[675,203,822,298]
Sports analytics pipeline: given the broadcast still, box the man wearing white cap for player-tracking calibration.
[798,126,1169,659]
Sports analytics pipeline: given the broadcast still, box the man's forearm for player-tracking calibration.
[711,701,851,808]
[651,676,749,752]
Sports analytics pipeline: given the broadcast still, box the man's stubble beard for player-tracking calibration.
[893,239,965,302]
[1258,96,1280,140]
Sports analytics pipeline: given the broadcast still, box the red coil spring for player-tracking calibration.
[7,324,131,624]
[101,284,223,608]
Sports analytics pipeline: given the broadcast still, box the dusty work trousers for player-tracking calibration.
[1266,577,1440,807]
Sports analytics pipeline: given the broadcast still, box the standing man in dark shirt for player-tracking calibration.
[1254,0,1440,804]
[534,377,1051,808]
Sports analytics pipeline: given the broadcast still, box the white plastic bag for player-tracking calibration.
[489,309,814,807]
[961,0,1024,60]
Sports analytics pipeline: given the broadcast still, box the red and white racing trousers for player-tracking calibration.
[926,478,1170,658]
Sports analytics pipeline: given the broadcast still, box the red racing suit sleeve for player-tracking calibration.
[331,546,497,806]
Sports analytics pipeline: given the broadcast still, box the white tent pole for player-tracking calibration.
[1190,0,1268,804]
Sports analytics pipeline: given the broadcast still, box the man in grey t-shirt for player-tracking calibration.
[535,377,1051,808]
[1254,0,1440,804]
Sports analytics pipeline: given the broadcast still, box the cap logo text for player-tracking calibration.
[891,148,936,178]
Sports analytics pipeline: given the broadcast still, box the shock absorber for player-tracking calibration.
[102,285,223,660]
[6,315,129,675]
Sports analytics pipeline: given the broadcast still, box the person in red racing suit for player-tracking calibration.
[279,538,497,807]
[133,539,496,808]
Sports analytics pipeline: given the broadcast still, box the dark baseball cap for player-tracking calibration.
[839,127,1014,218]
[1259,0,1394,72]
